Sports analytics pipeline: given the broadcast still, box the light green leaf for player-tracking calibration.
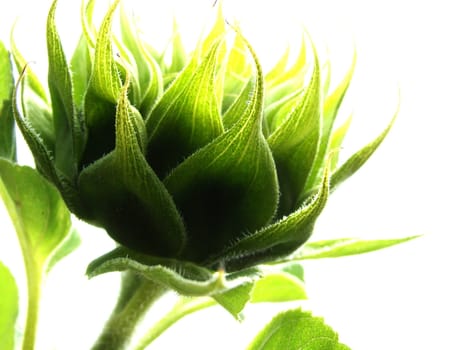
[247,308,349,350]
[268,43,321,215]
[212,281,254,320]
[331,107,397,191]
[78,72,186,256]
[280,262,305,282]
[164,38,279,264]
[87,247,250,297]
[0,41,16,161]
[0,261,19,350]
[251,271,307,303]
[209,163,329,271]
[47,0,83,178]
[289,236,420,260]
[82,0,121,167]
[0,159,72,269]
[146,39,224,178]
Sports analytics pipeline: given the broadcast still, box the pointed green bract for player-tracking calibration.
[247,308,350,350]
[47,0,83,179]
[146,40,224,177]
[87,247,251,297]
[329,114,353,171]
[70,35,92,108]
[10,30,55,153]
[222,31,252,112]
[79,73,186,256]
[331,108,397,191]
[0,41,16,161]
[268,43,321,215]
[211,164,329,271]
[164,38,279,263]
[82,0,122,167]
[288,236,420,260]
[119,5,162,116]
[0,262,18,350]
[305,51,357,194]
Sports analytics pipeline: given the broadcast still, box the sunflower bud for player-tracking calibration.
[12,0,394,273]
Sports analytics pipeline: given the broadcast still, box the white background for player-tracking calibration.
[1,0,466,349]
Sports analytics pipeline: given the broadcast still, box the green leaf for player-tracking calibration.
[212,281,254,320]
[87,247,251,297]
[251,271,307,303]
[210,161,329,271]
[0,41,16,161]
[78,72,186,256]
[163,37,279,264]
[0,159,72,269]
[82,0,121,167]
[47,0,83,178]
[247,308,350,350]
[268,42,321,215]
[289,236,420,260]
[331,106,398,191]
[146,39,224,178]
[0,261,19,350]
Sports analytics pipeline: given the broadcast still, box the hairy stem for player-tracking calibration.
[135,297,215,350]
[92,280,167,350]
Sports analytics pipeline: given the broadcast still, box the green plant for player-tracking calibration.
[0,0,417,349]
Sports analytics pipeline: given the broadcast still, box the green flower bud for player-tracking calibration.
[12,0,395,273]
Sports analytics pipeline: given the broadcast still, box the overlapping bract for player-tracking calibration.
[11,0,394,274]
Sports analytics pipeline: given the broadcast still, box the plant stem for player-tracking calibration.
[92,280,167,350]
[135,297,216,350]
[22,262,42,350]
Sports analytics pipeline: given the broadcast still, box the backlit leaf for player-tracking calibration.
[0,261,18,350]
[0,159,72,269]
[247,308,350,350]
[251,271,307,303]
